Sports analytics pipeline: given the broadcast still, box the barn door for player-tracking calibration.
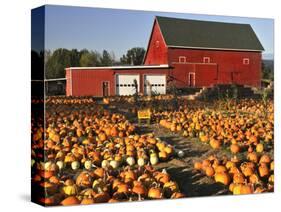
[188,72,195,87]
[231,72,241,85]
[102,81,109,97]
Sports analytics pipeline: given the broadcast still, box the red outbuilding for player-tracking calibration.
[66,16,264,97]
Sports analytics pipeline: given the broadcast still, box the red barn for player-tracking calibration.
[66,16,264,97]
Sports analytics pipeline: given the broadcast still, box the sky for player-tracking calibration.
[40,5,274,60]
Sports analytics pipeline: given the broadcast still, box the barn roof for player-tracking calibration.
[66,64,169,70]
[156,16,264,51]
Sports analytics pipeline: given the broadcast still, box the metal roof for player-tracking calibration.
[156,16,264,51]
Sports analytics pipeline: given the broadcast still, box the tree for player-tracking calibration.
[100,50,113,66]
[262,61,273,81]
[79,50,100,67]
[120,47,146,65]
[45,48,72,79]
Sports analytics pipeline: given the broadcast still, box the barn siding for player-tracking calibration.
[144,21,168,65]
[67,68,170,96]
[70,69,115,97]
[168,48,261,87]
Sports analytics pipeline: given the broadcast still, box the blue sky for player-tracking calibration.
[43,5,274,60]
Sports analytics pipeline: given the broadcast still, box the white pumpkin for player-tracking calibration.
[71,161,80,170]
[126,156,136,166]
[84,160,92,170]
[150,153,159,165]
[56,161,65,170]
[109,160,120,169]
[177,150,185,158]
[101,160,110,169]
[44,161,52,170]
[137,158,146,167]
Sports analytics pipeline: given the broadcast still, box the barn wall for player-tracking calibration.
[65,69,71,96]
[168,48,262,87]
[143,21,168,65]
[70,69,115,97]
[171,63,218,88]
[66,68,170,96]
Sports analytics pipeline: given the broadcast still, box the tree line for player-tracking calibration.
[31,47,146,79]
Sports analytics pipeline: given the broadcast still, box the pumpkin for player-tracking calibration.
[98,132,107,142]
[148,187,163,199]
[109,160,120,169]
[256,143,264,153]
[84,160,92,170]
[214,172,231,185]
[170,192,185,199]
[101,160,110,169]
[71,161,80,170]
[60,196,80,206]
[259,154,271,164]
[194,161,202,170]
[230,144,240,154]
[39,197,55,206]
[233,173,245,184]
[205,166,215,177]
[268,174,274,183]
[225,161,236,170]
[63,180,79,196]
[210,138,221,149]
[56,161,65,170]
[270,161,274,171]
[49,176,60,184]
[150,153,159,165]
[92,179,109,193]
[233,184,253,195]
[247,152,259,163]
[155,172,170,185]
[126,157,136,166]
[93,168,105,178]
[137,158,146,167]
[76,171,92,187]
[81,198,95,205]
[214,165,227,174]
[94,192,110,203]
[258,163,269,177]
[163,181,179,197]
[132,184,147,196]
[249,174,260,184]
[159,151,168,161]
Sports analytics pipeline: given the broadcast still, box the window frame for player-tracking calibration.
[178,56,187,63]
[243,58,250,65]
[203,57,211,63]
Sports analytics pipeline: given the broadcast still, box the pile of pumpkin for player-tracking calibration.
[103,94,175,105]
[193,153,274,195]
[32,162,185,205]
[156,99,273,155]
[46,96,95,105]
[32,102,183,205]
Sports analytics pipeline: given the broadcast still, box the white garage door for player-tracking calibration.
[144,75,166,95]
[116,74,140,96]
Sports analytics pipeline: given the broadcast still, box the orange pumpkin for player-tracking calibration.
[60,196,80,206]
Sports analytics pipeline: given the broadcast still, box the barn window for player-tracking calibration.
[155,40,160,48]
[179,56,186,63]
[203,57,210,63]
[243,58,250,65]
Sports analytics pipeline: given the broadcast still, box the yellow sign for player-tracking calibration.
[138,109,151,119]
